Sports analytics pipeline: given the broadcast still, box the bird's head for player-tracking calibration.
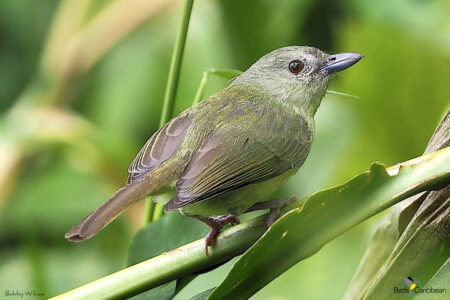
[232,46,363,116]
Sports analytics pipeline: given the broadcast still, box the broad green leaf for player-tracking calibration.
[128,212,208,265]
[421,257,450,300]
[208,147,450,299]
[189,288,214,300]
[363,186,449,300]
[343,193,424,300]
[128,212,208,300]
[129,282,176,300]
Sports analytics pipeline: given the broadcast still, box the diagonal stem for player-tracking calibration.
[50,217,267,300]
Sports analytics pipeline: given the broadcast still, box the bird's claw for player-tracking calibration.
[201,214,240,256]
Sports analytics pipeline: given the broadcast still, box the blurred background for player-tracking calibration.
[0,0,448,299]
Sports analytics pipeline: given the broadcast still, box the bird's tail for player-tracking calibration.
[65,160,180,242]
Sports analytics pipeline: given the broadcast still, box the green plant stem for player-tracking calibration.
[193,70,209,105]
[151,205,165,223]
[51,148,450,300]
[152,193,172,220]
[159,0,194,127]
[145,0,195,223]
[142,197,155,225]
[50,217,267,300]
[192,69,243,105]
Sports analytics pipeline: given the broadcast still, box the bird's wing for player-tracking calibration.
[127,114,192,184]
[165,113,311,210]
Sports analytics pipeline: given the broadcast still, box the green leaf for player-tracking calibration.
[129,282,176,300]
[207,148,450,299]
[362,186,450,300]
[189,288,214,300]
[421,257,450,300]
[128,211,208,299]
[128,212,208,265]
[343,193,424,300]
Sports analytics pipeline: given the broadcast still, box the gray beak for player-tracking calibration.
[323,52,363,74]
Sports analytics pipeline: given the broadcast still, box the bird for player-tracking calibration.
[65,46,363,255]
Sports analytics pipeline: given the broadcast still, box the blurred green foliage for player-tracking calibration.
[0,0,448,299]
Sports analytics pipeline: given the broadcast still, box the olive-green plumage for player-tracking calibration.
[66,46,362,246]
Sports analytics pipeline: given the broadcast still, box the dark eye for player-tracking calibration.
[288,60,304,74]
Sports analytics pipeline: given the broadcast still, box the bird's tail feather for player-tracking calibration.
[65,161,180,241]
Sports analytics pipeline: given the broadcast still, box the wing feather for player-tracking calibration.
[127,115,192,184]
[165,129,296,211]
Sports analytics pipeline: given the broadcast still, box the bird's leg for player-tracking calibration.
[266,207,281,227]
[198,215,240,256]
[246,196,297,227]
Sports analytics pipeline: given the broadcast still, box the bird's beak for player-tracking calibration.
[322,52,363,74]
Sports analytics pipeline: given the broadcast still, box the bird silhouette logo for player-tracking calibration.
[403,277,422,296]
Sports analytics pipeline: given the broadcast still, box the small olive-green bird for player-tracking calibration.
[66,46,362,255]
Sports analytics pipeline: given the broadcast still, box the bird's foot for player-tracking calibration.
[245,196,297,227]
[200,215,240,257]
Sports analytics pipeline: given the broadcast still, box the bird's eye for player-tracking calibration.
[288,60,304,74]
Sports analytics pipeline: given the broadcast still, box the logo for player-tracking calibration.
[393,276,447,297]
[403,277,422,296]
